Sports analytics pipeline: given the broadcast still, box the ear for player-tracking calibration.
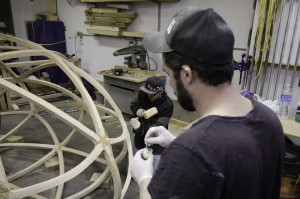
[181,65,194,85]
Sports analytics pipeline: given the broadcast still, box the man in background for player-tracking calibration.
[130,76,173,156]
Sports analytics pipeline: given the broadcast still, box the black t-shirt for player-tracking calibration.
[148,100,284,199]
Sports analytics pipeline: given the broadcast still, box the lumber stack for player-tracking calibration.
[85,7,145,38]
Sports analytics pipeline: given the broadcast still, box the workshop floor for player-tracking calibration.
[0,99,197,199]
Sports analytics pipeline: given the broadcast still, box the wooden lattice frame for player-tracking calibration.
[0,33,133,199]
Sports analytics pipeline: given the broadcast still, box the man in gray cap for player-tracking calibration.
[130,7,284,199]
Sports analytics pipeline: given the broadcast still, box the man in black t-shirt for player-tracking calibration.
[130,76,174,155]
[130,7,284,199]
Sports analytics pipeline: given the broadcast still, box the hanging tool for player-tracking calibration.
[234,53,252,85]
[113,45,148,70]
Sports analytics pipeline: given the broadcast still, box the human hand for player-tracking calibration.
[145,126,176,148]
[130,118,141,130]
[130,149,153,185]
[136,109,145,117]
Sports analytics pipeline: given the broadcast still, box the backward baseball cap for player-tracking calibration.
[140,76,165,94]
[143,7,235,66]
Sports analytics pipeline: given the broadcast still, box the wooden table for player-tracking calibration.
[280,118,300,138]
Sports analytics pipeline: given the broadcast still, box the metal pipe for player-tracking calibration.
[246,41,257,91]
[272,0,294,100]
[266,0,286,99]
[281,0,300,93]
[246,39,257,91]
[260,21,274,97]
[291,39,300,92]
[253,0,271,94]
[242,0,258,90]
[158,2,161,31]
[290,6,300,91]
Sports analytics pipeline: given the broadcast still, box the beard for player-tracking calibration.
[176,77,195,111]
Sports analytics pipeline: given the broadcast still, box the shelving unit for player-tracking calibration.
[82,0,179,38]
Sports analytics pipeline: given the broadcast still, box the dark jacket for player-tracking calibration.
[130,91,174,154]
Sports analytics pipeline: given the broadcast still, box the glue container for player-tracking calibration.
[142,147,153,160]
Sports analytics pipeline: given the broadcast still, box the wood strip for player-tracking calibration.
[87,28,121,36]
[85,20,127,28]
[86,16,132,23]
[9,184,47,199]
[47,0,57,13]
[0,158,10,192]
[121,31,145,38]
[81,0,179,2]
[0,46,27,51]
[86,25,125,31]
[85,12,137,18]
[90,7,119,13]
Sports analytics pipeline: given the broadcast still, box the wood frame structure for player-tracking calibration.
[0,33,132,199]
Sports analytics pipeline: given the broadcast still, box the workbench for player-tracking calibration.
[99,66,165,114]
[280,118,300,139]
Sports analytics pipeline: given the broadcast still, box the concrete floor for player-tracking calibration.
[0,99,198,198]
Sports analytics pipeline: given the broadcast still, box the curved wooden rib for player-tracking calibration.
[0,33,133,199]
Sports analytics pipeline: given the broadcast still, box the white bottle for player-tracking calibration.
[278,84,292,120]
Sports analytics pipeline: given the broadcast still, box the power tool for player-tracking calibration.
[113,45,148,70]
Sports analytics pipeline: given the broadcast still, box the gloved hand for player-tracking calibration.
[130,149,153,185]
[130,118,141,130]
[136,109,145,117]
[145,126,176,148]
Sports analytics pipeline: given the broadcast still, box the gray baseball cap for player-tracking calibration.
[143,7,235,66]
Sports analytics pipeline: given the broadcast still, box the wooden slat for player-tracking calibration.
[86,25,125,31]
[85,12,137,18]
[0,158,10,191]
[81,0,179,2]
[121,31,145,38]
[87,28,121,36]
[86,16,132,23]
[47,0,57,13]
[85,21,127,28]
[90,7,119,13]
[9,184,47,199]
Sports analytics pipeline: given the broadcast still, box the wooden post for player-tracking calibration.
[0,158,10,199]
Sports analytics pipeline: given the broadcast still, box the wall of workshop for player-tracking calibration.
[9,0,300,116]
[247,0,300,117]
[9,0,252,97]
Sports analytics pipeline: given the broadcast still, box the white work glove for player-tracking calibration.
[145,126,176,148]
[130,118,141,130]
[136,109,145,117]
[130,149,153,185]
